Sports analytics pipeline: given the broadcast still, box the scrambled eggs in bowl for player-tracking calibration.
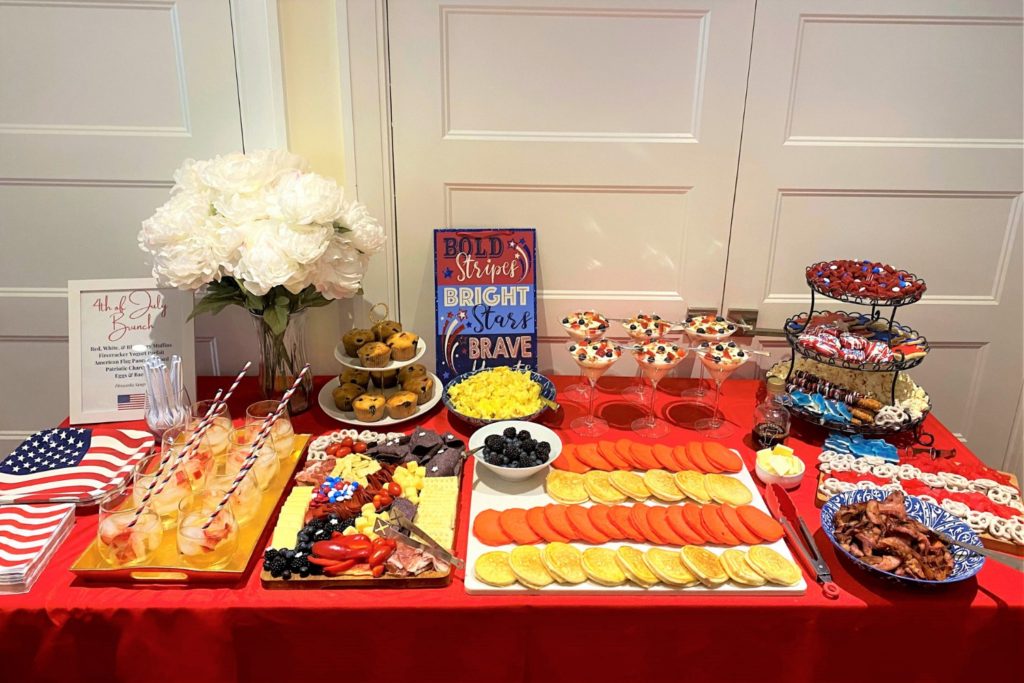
[444,367,555,425]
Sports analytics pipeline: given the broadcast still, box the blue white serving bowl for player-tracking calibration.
[442,368,557,427]
[821,488,985,586]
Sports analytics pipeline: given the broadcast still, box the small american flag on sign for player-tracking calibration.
[117,393,146,411]
[0,428,154,503]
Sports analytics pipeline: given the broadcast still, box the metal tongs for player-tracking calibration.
[764,483,840,599]
[373,510,464,569]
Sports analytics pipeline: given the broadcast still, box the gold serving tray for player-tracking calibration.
[71,435,310,583]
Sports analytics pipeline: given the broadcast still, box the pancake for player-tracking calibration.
[719,548,766,587]
[581,547,627,586]
[679,545,728,586]
[608,470,650,501]
[642,469,685,502]
[673,470,711,504]
[541,542,587,584]
[644,547,699,587]
[583,470,628,505]
[615,546,659,588]
[746,546,802,586]
[545,470,589,505]
[704,474,753,506]
[474,551,517,587]
[509,545,554,589]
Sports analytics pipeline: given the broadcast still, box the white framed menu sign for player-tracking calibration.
[68,278,196,424]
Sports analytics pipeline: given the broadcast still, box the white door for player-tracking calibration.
[0,0,243,454]
[724,0,1024,467]
[387,0,755,375]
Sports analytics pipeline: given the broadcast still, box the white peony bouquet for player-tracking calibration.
[138,149,385,335]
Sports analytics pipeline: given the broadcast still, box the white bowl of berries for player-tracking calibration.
[469,420,562,482]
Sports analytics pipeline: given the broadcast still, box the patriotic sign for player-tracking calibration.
[68,278,194,424]
[0,428,154,504]
[434,228,537,381]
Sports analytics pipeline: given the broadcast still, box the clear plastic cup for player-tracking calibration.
[176,490,238,569]
[225,425,280,490]
[246,400,295,460]
[133,451,194,529]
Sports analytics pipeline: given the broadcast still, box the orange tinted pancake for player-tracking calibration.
[615,439,642,469]
[666,505,705,545]
[719,504,762,545]
[686,442,717,473]
[575,443,612,471]
[700,504,741,546]
[566,505,611,544]
[587,504,623,539]
[652,444,680,472]
[526,506,569,543]
[598,440,632,470]
[672,445,697,471]
[609,505,646,543]
[629,443,662,470]
[736,505,785,542]
[559,444,592,474]
[704,442,744,473]
[473,509,512,546]
[681,503,712,543]
[630,503,665,544]
[647,506,685,546]
[498,508,541,545]
[544,504,579,540]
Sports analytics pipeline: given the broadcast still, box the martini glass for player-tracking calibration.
[560,311,610,401]
[621,313,672,403]
[631,339,686,438]
[677,314,738,400]
[568,339,622,437]
[694,341,749,439]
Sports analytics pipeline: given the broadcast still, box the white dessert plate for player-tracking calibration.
[317,372,442,427]
[334,338,427,371]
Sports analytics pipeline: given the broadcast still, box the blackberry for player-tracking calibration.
[503,427,517,438]
[268,554,288,578]
[264,547,280,562]
[517,430,531,441]
[523,439,538,453]
[484,434,504,450]
[537,442,551,456]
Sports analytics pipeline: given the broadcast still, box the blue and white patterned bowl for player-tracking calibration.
[821,489,985,586]
[442,368,557,427]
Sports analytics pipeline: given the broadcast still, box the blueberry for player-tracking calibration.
[715,316,725,322]
[715,344,724,351]
[561,317,569,324]
[696,327,706,334]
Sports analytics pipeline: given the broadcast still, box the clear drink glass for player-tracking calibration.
[630,339,686,438]
[206,471,260,525]
[161,425,215,490]
[621,313,673,402]
[176,490,238,569]
[246,400,295,460]
[134,451,195,529]
[568,339,622,437]
[189,399,232,466]
[560,311,609,401]
[676,314,739,400]
[97,486,163,567]
[225,425,280,490]
[694,341,750,439]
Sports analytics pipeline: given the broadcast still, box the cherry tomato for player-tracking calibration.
[337,446,352,457]
[387,482,403,497]
[341,437,354,447]
[371,565,385,578]
[353,442,368,454]
[372,494,382,508]
[379,494,393,507]
[325,443,341,456]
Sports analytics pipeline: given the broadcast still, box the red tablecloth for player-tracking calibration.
[2,376,1021,683]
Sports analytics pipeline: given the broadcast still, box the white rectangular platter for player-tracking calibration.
[465,450,807,596]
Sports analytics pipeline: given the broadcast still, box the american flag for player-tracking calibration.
[0,503,74,572]
[0,428,154,503]
[117,393,146,411]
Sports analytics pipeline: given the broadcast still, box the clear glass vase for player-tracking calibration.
[249,309,312,413]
